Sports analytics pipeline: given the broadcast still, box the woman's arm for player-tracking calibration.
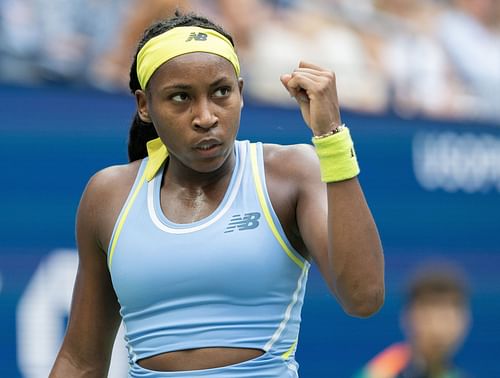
[49,171,123,377]
[280,62,385,317]
[297,155,384,317]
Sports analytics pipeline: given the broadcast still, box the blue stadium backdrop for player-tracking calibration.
[1,85,499,377]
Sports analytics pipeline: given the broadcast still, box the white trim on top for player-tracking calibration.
[147,145,246,234]
[263,263,309,352]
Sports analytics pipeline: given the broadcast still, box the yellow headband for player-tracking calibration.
[137,26,240,89]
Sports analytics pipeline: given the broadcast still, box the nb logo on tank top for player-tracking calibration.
[224,212,261,233]
[185,32,208,42]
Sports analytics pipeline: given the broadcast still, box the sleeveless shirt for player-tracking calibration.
[107,140,310,376]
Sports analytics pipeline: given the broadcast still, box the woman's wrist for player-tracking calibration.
[311,125,360,183]
[312,123,346,139]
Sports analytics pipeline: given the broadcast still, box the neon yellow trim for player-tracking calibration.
[137,26,240,89]
[108,171,147,268]
[282,339,298,360]
[249,144,304,269]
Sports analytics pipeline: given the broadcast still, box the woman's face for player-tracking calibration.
[137,52,243,174]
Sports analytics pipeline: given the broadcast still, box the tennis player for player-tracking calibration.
[50,11,384,378]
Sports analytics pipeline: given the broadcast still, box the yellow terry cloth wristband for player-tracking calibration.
[311,126,360,182]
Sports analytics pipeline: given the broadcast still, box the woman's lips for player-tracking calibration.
[193,139,222,156]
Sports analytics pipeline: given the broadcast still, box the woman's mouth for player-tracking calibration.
[196,143,218,151]
[194,140,222,156]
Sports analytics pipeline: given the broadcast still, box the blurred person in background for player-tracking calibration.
[0,0,131,86]
[372,0,469,120]
[2,0,499,123]
[239,0,389,113]
[354,261,471,378]
[90,0,189,90]
[436,0,500,121]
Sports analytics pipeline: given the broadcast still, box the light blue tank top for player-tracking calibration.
[108,140,310,377]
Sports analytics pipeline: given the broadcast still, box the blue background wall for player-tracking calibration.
[1,85,499,377]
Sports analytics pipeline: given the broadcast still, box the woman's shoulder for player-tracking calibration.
[79,160,144,218]
[77,160,144,250]
[261,142,319,180]
[86,160,143,198]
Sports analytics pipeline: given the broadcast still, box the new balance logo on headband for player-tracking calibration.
[224,212,261,233]
[186,32,208,42]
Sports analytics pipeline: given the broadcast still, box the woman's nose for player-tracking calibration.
[192,98,218,130]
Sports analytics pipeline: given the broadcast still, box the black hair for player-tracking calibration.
[404,262,469,308]
[127,10,235,162]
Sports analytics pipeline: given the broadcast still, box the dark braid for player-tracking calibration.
[127,11,235,162]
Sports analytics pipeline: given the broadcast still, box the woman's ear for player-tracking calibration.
[135,89,152,123]
[238,78,244,109]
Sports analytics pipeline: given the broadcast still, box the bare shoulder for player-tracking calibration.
[85,160,142,199]
[78,160,143,251]
[84,161,140,202]
[262,143,320,183]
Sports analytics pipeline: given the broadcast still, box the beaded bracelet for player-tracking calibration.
[312,123,346,139]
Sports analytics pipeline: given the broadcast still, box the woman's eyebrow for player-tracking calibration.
[160,83,192,91]
[209,77,230,87]
[158,77,232,94]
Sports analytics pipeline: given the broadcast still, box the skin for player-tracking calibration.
[50,51,384,376]
[457,0,498,27]
[402,296,470,375]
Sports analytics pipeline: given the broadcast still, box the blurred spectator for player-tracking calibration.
[90,0,188,91]
[354,261,472,378]
[1,0,499,122]
[186,0,272,83]
[372,0,470,119]
[245,1,389,112]
[0,0,132,86]
[436,0,500,120]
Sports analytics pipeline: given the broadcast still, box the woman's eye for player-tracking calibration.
[214,87,231,98]
[171,93,189,102]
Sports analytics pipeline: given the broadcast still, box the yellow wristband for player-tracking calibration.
[311,126,360,182]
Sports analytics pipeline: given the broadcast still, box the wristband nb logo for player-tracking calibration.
[224,212,261,233]
[186,32,208,42]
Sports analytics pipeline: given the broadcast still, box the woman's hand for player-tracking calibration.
[280,61,342,136]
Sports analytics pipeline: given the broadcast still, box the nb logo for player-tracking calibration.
[185,32,208,42]
[224,212,261,233]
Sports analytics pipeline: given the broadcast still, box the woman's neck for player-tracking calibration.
[164,147,236,190]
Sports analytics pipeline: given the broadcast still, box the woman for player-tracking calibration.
[50,11,384,378]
